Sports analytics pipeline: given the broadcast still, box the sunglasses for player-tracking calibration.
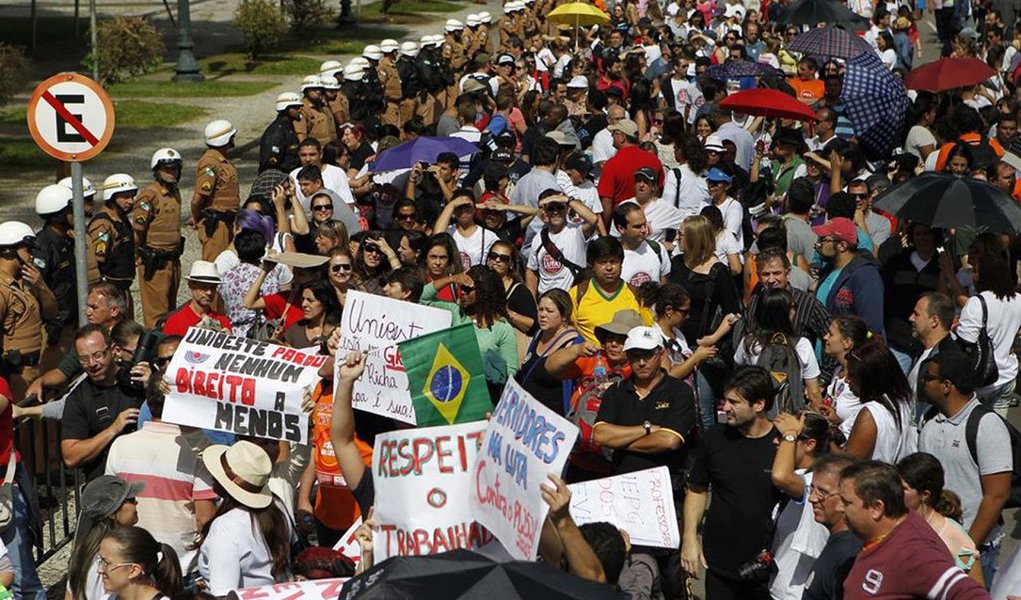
[396,213,416,221]
[460,284,476,294]
[851,192,869,198]
[626,349,660,361]
[543,202,567,212]
[488,252,512,263]
[331,263,353,272]
[363,244,383,255]
[312,205,333,212]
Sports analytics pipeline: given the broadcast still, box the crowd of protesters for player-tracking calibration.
[7,0,1021,597]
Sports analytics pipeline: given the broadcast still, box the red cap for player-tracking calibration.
[812,217,857,245]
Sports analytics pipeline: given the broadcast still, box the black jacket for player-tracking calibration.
[259,113,300,173]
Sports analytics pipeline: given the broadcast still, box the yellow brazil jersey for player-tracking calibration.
[570,279,653,343]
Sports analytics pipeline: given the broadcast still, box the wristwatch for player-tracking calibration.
[782,433,798,443]
[643,421,652,435]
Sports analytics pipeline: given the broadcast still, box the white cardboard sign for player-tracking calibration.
[569,466,680,549]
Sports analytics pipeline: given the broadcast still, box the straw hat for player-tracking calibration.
[203,441,274,509]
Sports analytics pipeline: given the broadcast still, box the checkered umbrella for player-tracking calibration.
[840,52,909,159]
[787,26,873,59]
[779,0,869,29]
[706,59,782,80]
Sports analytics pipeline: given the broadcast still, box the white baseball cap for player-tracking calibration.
[567,75,589,89]
[622,326,664,352]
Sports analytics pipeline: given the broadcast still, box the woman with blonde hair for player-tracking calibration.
[669,215,742,430]
[516,289,583,415]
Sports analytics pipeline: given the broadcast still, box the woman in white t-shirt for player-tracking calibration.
[434,191,498,270]
[956,249,1021,412]
[845,339,917,463]
[734,288,824,409]
[904,94,938,160]
[822,315,870,441]
[769,412,832,600]
[198,441,294,596]
[98,526,182,600]
[701,205,743,275]
[876,31,897,70]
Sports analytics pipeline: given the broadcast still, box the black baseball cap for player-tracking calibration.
[492,148,514,162]
[634,167,657,181]
[565,153,593,174]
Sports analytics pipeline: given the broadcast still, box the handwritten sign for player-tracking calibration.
[333,517,363,565]
[227,578,349,600]
[471,379,578,560]
[569,466,680,549]
[372,420,491,561]
[338,290,451,424]
[163,328,326,443]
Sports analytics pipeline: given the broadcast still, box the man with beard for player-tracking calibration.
[193,120,241,262]
[60,324,143,482]
[812,216,884,335]
[681,366,782,599]
[134,148,184,329]
[294,75,337,147]
[162,261,231,337]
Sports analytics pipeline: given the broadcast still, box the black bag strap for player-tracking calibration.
[697,262,726,337]
[978,294,990,329]
[540,227,584,276]
[672,167,683,209]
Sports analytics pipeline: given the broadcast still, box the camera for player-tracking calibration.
[117,331,159,394]
[736,549,776,582]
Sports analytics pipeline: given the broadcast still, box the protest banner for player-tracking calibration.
[162,328,326,443]
[338,290,451,424]
[471,379,578,560]
[333,516,363,565]
[398,323,491,428]
[372,420,491,561]
[569,466,680,549]
[228,578,349,600]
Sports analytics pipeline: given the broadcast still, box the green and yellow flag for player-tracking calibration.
[398,323,491,427]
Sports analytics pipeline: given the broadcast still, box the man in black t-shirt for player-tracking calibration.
[60,324,143,482]
[682,366,783,600]
[593,326,697,600]
[802,454,861,600]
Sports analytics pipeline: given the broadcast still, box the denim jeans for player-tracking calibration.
[2,485,46,600]
[980,541,1000,590]
[978,379,1016,417]
[696,371,718,432]
[888,347,914,376]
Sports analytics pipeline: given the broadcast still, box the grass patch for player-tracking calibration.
[108,79,277,98]
[198,53,322,76]
[0,139,54,170]
[2,101,206,129]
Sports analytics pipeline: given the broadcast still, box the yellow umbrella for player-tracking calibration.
[546,2,610,50]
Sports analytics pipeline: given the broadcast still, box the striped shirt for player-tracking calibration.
[105,421,217,574]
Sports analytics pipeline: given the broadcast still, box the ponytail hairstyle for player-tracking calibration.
[103,526,183,598]
[638,281,691,319]
[831,314,870,354]
[800,411,831,458]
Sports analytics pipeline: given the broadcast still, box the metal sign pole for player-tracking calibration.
[70,162,89,327]
[90,0,98,81]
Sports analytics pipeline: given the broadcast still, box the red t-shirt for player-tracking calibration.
[597,145,665,204]
[162,303,232,337]
[263,292,305,330]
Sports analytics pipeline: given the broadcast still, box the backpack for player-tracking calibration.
[755,333,805,418]
[923,403,1021,508]
[567,371,625,463]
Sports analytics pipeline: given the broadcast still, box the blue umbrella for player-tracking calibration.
[706,59,782,80]
[840,52,909,159]
[369,136,482,172]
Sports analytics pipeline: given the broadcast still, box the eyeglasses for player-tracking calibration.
[97,556,136,573]
[331,263,353,272]
[78,347,111,366]
[807,485,838,501]
[312,205,333,212]
[487,252,512,263]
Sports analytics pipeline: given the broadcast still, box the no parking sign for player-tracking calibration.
[26,72,115,162]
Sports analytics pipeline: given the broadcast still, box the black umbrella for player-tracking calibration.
[779,0,869,29]
[338,549,624,599]
[873,173,1021,233]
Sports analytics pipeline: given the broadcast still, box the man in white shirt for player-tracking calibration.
[713,106,755,171]
[662,135,711,219]
[592,104,626,166]
[614,167,685,245]
[289,139,355,213]
[526,191,599,294]
[557,153,606,236]
[614,202,671,286]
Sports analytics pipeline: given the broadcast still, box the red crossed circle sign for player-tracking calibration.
[27,72,115,162]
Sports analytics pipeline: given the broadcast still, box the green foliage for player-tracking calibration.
[283,0,336,34]
[0,43,31,107]
[83,17,164,85]
[234,0,289,59]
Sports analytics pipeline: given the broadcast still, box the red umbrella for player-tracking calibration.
[719,88,819,121]
[904,57,996,92]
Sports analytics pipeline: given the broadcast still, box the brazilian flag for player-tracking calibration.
[398,323,491,427]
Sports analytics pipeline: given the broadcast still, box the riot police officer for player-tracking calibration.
[378,39,404,127]
[89,174,137,318]
[320,60,350,126]
[135,148,184,329]
[192,119,241,262]
[0,221,57,400]
[57,175,97,217]
[259,92,303,173]
[341,62,371,124]
[397,41,423,126]
[295,75,337,147]
[33,184,78,372]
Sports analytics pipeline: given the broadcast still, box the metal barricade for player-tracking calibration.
[14,417,81,564]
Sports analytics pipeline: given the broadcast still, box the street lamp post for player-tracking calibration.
[338,0,355,26]
[173,0,204,82]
